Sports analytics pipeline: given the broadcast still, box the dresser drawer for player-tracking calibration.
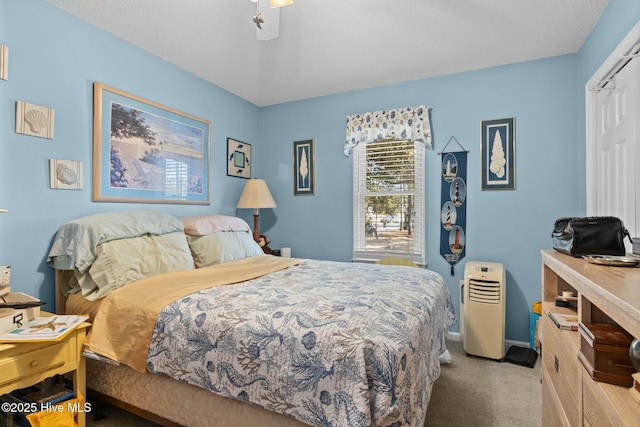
[582,370,626,427]
[0,341,70,387]
[542,366,570,426]
[541,313,581,425]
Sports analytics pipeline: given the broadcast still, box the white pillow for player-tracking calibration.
[180,214,251,236]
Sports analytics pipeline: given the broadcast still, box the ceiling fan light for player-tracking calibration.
[270,0,294,8]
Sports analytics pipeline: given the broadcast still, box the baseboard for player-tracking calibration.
[446,331,530,349]
[447,331,461,341]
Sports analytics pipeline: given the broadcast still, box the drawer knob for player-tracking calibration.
[30,360,39,367]
[630,339,640,371]
[554,355,559,373]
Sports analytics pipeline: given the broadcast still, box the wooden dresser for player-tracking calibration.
[541,250,640,426]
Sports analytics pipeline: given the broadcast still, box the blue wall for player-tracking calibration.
[0,0,259,306]
[1,0,638,343]
[259,56,580,343]
[258,0,640,342]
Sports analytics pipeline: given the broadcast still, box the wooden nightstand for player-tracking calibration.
[0,313,89,427]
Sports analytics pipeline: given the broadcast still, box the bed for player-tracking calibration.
[47,211,455,427]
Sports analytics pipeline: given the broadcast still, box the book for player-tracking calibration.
[0,314,88,342]
[548,312,579,331]
[14,384,75,405]
[26,389,74,405]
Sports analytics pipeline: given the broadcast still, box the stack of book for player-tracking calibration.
[14,383,75,406]
[0,393,31,427]
[0,380,75,427]
[547,311,579,331]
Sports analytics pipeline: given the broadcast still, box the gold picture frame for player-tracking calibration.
[93,82,211,204]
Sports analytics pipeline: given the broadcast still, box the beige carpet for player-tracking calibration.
[425,340,542,426]
[89,339,542,426]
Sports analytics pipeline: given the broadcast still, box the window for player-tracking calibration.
[164,158,188,198]
[353,139,425,264]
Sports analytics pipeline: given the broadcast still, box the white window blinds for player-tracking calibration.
[353,140,425,264]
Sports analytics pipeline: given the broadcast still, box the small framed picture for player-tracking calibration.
[227,138,251,179]
[0,45,8,80]
[16,101,55,139]
[481,118,515,190]
[50,159,83,190]
[293,139,314,196]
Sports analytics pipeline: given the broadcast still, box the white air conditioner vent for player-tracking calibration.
[469,279,501,303]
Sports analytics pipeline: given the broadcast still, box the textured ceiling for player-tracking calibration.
[47,0,608,107]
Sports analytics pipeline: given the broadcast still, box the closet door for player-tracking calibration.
[594,57,639,244]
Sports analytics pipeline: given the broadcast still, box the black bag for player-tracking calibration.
[551,216,632,257]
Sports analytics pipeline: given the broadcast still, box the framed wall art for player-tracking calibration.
[16,101,55,139]
[50,159,83,190]
[227,138,251,179]
[481,117,515,190]
[293,139,314,196]
[93,82,210,204]
[0,44,8,80]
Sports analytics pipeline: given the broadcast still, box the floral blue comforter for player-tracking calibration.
[147,259,455,426]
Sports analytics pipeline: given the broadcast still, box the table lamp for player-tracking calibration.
[237,179,276,242]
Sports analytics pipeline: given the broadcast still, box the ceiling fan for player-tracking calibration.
[250,0,294,41]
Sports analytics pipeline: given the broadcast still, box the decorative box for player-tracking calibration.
[0,292,41,334]
[578,322,635,386]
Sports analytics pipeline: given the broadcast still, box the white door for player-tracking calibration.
[593,57,640,247]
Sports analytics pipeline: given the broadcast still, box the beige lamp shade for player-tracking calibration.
[270,0,294,7]
[237,179,276,209]
[251,0,294,7]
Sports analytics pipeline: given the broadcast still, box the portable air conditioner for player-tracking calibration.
[462,261,506,360]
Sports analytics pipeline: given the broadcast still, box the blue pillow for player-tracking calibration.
[186,231,264,267]
[47,210,184,273]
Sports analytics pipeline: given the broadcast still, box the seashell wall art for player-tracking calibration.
[0,45,7,80]
[16,101,55,139]
[50,159,83,190]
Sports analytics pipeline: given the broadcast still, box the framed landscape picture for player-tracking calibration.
[481,117,515,190]
[93,82,210,204]
[227,138,251,179]
[293,139,314,196]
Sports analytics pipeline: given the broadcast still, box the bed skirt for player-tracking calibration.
[86,358,310,427]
